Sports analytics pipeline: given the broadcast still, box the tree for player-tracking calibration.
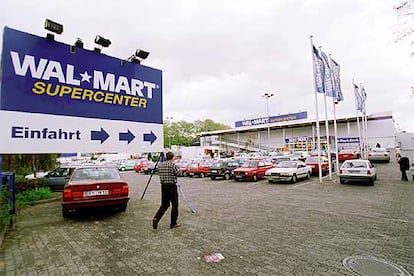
[163,119,230,148]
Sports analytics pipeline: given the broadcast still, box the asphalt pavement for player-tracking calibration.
[1,157,413,275]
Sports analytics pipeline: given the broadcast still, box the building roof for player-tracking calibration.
[199,112,393,137]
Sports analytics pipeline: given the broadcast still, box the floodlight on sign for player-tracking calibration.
[94,35,111,48]
[70,38,84,53]
[44,19,63,34]
[44,19,63,40]
[121,49,150,65]
[135,49,150,60]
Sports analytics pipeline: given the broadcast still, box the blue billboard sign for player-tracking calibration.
[0,27,163,153]
[1,27,162,123]
[337,137,360,143]
[235,111,308,128]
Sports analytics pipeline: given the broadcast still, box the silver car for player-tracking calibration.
[339,159,377,185]
[367,148,390,162]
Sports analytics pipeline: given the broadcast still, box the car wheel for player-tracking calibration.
[268,180,273,183]
[340,178,345,184]
[210,176,216,180]
[291,174,297,184]
[120,167,126,171]
[252,174,258,182]
[224,173,231,180]
[118,203,127,212]
[62,209,70,218]
[200,173,205,178]
[368,179,374,186]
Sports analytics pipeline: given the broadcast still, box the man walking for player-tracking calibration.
[153,152,181,229]
[398,154,410,181]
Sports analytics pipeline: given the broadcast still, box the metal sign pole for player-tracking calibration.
[177,183,196,213]
[140,152,164,200]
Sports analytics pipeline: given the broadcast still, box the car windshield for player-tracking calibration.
[71,167,121,181]
[305,157,319,163]
[210,161,225,169]
[371,148,386,153]
[241,161,258,168]
[277,161,297,168]
[342,161,367,168]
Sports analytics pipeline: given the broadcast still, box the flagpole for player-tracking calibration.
[329,54,339,175]
[310,36,323,183]
[353,80,362,157]
[320,46,332,180]
[362,84,369,156]
[323,89,332,179]
[360,83,368,158]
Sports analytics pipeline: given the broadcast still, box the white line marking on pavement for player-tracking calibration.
[289,181,311,188]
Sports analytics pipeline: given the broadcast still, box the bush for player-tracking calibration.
[14,175,47,193]
[0,186,11,233]
[15,187,54,208]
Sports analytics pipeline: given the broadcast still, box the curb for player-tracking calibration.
[32,194,62,205]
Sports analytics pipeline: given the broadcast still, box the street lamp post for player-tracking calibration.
[165,116,173,149]
[262,93,274,147]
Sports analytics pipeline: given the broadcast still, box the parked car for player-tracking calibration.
[232,159,274,182]
[187,160,211,178]
[133,159,154,173]
[367,148,390,163]
[209,159,241,180]
[292,151,309,162]
[25,171,48,179]
[272,155,293,165]
[174,159,192,177]
[40,165,77,191]
[141,161,158,174]
[339,159,377,185]
[117,160,139,171]
[310,149,336,160]
[304,156,330,175]
[338,149,360,162]
[62,166,129,217]
[265,160,312,183]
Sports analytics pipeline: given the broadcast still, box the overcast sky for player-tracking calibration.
[2,0,413,132]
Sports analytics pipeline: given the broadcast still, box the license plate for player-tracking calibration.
[211,170,217,173]
[235,175,242,178]
[83,190,109,197]
[348,170,360,174]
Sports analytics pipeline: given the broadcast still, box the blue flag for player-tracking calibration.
[331,58,344,101]
[360,86,367,115]
[312,45,325,93]
[319,49,335,97]
[354,83,363,112]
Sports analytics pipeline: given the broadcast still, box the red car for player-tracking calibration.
[232,159,274,182]
[62,166,129,217]
[305,156,329,175]
[338,149,360,162]
[133,159,153,173]
[174,159,192,177]
[187,161,211,178]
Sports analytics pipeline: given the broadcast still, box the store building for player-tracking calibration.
[199,111,397,154]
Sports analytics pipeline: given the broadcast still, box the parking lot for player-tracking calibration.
[1,158,413,275]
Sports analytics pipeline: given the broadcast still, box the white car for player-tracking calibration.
[265,160,312,183]
[367,148,390,163]
[339,159,377,185]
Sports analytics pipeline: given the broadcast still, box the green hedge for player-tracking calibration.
[14,175,48,193]
[0,176,53,232]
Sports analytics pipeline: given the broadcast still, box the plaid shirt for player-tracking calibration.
[158,160,180,185]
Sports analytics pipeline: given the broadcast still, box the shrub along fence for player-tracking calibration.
[0,173,16,240]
